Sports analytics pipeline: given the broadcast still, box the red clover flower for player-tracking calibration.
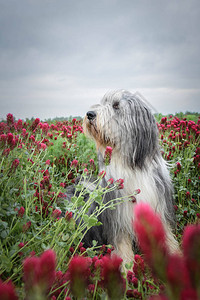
[18,206,25,218]
[182,224,200,290]
[70,159,78,168]
[68,256,91,298]
[133,254,145,278]
[52,209,62,219]
[115,178,124,189]
[11,159,20,170]
[101,255,125,300]
[133,203,168,279]
[40,143,47,150]
[98,170,106,178]
[23,249,56,297]
[104,146,113,165]
[6,113,14,126]
[65,211,73,221]
[0,280,18,300]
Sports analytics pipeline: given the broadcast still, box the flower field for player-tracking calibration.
[0,113,199,299]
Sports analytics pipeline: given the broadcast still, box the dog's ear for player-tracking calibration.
[127,103,159,169]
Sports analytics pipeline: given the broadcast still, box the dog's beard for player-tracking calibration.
[83,116,98,139]
[83,116,114,151]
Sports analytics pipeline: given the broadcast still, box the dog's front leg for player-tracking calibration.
[113,234,134,270]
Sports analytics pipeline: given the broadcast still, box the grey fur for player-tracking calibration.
[81,90,179,260]
[101,90,158,169]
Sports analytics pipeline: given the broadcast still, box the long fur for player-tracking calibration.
[82,90,179,264]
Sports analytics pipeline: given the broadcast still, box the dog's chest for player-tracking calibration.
[103,162,159,208]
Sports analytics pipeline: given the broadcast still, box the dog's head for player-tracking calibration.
[83,90,159,168]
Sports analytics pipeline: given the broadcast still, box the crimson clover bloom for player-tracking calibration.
[18,242,25,256]
[11,159,20,170]
[182,224,200,290]
[52,209,62,219]
[0,280,18,300]
[6,113,14,126]
[186,191,191,198]
[23,256,40,291]
[180,289,198,300]
[133,203,168,280]
[30,118,40,131]
[39,249,56,291]
[98,170,106,177]
[70,159,78,167]
[126,289,142,299]
[68,255,91,298]
[135,188,141,194]
[16,119,23,130]
[40,142,47,150]
[23,249,56,297]
[115,178,124,189]
[18,242,25,249]
[45,159,50,165]
[107,178,114,185]
[65,211,73,221]
[133,254,145,278]
[0,134,7,145]
[83,168,89,174]
[166,254,190,298]
[101,255,125,300]
[3,148,11,156]
[23,221,31,232]
[127,270,134,283]
[104,146,113,165]
[18,206,25,218]
[89,158,94,165]
[7,132,14,146]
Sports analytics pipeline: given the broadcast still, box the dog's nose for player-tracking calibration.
[87,111,96,120]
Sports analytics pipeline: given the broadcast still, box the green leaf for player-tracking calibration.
[96,221,102,226]
[0,221,8,229]
[75,184,83,192]
[83,215,89,223]
[125,260,134,270]
[1,230,8,238]
[71,196,77,203]
[0,255,13,272]
[92,240,97,246]
[77,196,85,206]
[57,242,66,247]
[41,243,48,250]
[94,195,102,205]
[88,216,98,227]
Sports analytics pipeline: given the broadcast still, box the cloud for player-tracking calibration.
[0,0,200,120]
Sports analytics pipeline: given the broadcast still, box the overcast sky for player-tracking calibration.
[0,0,200,120]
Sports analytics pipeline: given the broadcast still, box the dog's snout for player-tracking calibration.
[87,111,96,120]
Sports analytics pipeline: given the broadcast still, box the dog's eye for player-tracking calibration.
[113,102,119,109]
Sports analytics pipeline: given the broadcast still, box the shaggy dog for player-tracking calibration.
[80,90,179,265]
